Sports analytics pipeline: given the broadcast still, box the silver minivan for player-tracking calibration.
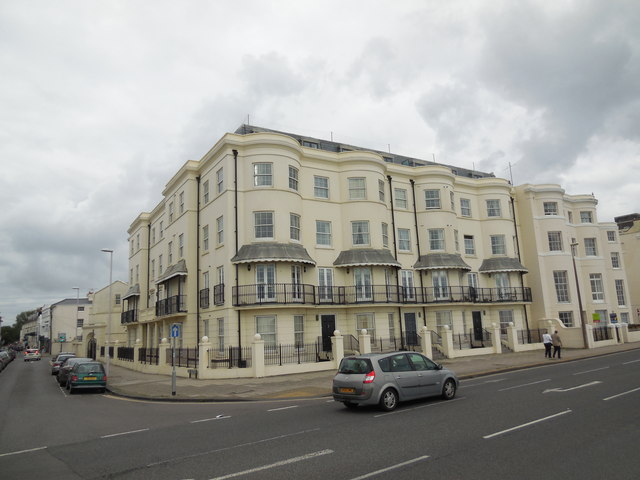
[333,352,458,411]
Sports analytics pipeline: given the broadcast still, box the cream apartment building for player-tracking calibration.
[121,125,533,354]
[515,184,632,327]
[615,213,640,323]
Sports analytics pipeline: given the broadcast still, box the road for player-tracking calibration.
[1,350,639,479]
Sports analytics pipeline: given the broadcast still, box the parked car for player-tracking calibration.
[51,353,76,375]
[0,350,12,371]
[57,357,94,386]
[1,348,16,361]
[332,352,459,411]
[24,348,42,362]
[67,361,107,394]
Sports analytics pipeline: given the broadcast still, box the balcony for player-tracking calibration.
[121,309,138,324]
[199,288,210,309]
[156,295,187,316]
[233,284,532,307]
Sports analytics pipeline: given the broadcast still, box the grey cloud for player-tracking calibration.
[240,52,306,98]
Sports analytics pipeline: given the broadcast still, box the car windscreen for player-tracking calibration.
[76,364,104,374]
[338,357,373,374]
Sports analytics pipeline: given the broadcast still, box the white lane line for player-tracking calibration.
[101,428,150,438]
[0,446,47,458]
[498,379,551,391]
[348,455,431,480]
[190,415,230,424]
[208,449,333,480]
[573,367,609,375]
[148,428,320,467]
[622,359,640,365]
[603,387,640,401]
[543,381,602,394]
[267,405,299,412]
[373,397,465,418]
[483,410,571,439]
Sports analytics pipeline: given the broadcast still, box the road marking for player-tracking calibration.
[373,397,465,418]
[462,378,507,388]
[101,428,149,438]
[348,455,431,480]
[267,405,299,412]
[603,387,640,401]
[147,428,320,467]
[191,415,230,423]
[622,359,640,365]
[573,367,609,375]
[208,449,333,480]
[0,446,47,457]
[498,379,551,391]
[543,381,602,394]
[483,410,571,439]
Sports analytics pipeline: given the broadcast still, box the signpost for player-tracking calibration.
[171,324,180,396]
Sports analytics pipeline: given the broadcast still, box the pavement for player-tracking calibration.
[95,343,640,402]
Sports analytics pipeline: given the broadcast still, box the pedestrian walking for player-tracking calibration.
[542,331,553,358]
[552,330,562,359]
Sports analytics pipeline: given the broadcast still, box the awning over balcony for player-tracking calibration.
[479,257,528,273]
[156,259,188,284]
[413,253,471,271]
[333,248,401,268]
[231,243,316,265]
[122,284,140,300]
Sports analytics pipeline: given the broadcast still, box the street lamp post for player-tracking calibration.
[570,242,590,349]
[72,287,80,347]
[101,249,113,377]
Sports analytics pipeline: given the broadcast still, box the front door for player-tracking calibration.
[87,337,97,360]
[320,314,336,352]
[472,311,483,342]
[404,312,418,346]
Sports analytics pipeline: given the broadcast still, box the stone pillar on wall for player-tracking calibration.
[159,338,170,368]
[491,323,502,354]
[199,336,212,372]
[440,325,454,358]
[252,334,265,378]
[420,326,432,358]
[358,329,371,354]
[331,330,344,368]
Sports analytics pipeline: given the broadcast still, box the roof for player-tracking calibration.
[236,125,494,179]
[479,258,528,273]
[333,249,401,268]
[123,284,140,300]
[413,254,471,271]
[231,243,316,265]
[156,259,188,284]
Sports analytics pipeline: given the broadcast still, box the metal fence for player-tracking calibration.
[593,326,612,341]
[264,342,322,366]
[208,346,252,369]
[167,348,199,368]
[518,328,547,344]
[139,347,159,365]
[117,347,134,362]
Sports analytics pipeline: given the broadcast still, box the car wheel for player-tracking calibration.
[379,388,399,411]
[441,379,456,400]
[343,401,358,409]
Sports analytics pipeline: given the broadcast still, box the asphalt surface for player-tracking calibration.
[97,342,640,402]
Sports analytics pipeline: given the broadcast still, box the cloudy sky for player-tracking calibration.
[1,0,639,326]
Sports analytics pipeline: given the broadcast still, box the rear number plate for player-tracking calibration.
[339,387,355,394]
[84,376,97,380]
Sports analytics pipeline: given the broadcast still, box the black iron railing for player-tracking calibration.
[121,310,138,324]
[117,346,134,362]
[167,347,199,368]
[214,284,225,305]
[233,284,532,307]
[199,288,210,309]
[156,295,187,316]
[139,347,159,365]
[208,346,252,369]
[593,326,612,341]
[264,342,322,365]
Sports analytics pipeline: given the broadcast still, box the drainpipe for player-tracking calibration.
[511,194,530,331]
[410,179,427,327]
[233,149,242,354]
[387,175,405,348]
[147,224,151,310]
[196,175,201,348]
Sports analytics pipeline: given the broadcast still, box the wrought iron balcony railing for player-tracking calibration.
[232,284,532,307]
